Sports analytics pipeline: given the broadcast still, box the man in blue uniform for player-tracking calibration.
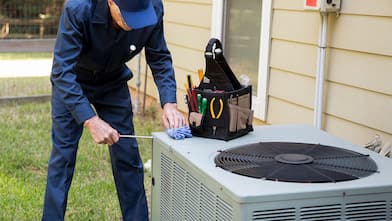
[41,0,185,220]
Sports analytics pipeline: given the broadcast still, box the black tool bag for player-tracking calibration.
[187,38,254,141]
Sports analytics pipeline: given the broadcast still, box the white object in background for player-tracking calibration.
[364,134,382,151]
[380,142,391,157]
[238,74,250,87]
[144,159,152,172]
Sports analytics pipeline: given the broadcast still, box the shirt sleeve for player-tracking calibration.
[50,1,96,125]
[144,2,177,107]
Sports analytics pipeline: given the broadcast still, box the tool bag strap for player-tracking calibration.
[199,38,242,91]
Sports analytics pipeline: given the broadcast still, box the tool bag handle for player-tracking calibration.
[205,38,223,53]
[198,38,242,91]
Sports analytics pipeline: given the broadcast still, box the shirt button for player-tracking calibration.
[129,44,136,52]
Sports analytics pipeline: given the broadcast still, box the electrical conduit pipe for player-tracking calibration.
[314,12,328,129]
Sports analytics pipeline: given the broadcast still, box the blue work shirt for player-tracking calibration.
[51,0,177,125]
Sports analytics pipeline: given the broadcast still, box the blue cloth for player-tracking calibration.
[42,0,175,220]
[167,126,192,140]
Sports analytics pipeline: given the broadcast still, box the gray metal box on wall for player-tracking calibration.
[151,125,392,221]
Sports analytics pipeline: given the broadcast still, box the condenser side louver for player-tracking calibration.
[158,153,234,221]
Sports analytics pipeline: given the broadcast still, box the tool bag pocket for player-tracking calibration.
[228,93,254,132]
[187,86,253,141]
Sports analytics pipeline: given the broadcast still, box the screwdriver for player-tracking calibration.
[197,94,202,113]
[201,98,207,115]
[198,69,204,81]
[120,134,153,139]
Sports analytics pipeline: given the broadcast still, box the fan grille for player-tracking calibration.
[214,142,378,183]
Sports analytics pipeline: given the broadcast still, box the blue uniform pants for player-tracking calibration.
[42,80,148,221]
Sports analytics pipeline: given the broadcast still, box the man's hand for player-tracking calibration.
[84,116,120,145]
[162,103,185,129]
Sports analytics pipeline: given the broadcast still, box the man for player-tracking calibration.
[41,0,185,220]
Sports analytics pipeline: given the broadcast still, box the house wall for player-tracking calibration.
[270,0,392,145]
[128,0,392,146]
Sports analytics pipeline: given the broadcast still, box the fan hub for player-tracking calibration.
[275,153,314,165]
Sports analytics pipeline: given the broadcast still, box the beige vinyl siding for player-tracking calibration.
[326,82,392,132]
[165,23,210,51]
[273,0,304,10]
[269,69,315,108]
[329,14,392,56]
[340,0,392,17]
[270,0,392,145]
[326,6,392,144]
[165,1,211,28]
[128,0,212,112]
[325,115,392,146]
[268,1,319,127]
[268,97,313,125]
[328,49,392,95]
[269,40,318,77]
[271,9,320,44]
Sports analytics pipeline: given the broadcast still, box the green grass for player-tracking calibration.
[0,52,52,60]
[0,101,163,220]
[0,77,51,97]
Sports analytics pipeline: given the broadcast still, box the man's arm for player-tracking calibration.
[51,1,95,124]
[145,1,184,129]
[52,1,119,144]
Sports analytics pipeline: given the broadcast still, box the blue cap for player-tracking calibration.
[114,0,157,29]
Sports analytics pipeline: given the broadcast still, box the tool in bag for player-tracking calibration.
[187,38,254,141]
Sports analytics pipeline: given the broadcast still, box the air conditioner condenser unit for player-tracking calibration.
[151,125,392,221]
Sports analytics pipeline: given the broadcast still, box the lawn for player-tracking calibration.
[0,52,52,60]
[0,76,51,97]
[0,101,163,220]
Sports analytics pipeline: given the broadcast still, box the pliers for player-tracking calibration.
[210,97,223,119]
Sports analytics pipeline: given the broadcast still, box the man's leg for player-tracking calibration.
[42,89,83,221]
[94,82,148,221]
